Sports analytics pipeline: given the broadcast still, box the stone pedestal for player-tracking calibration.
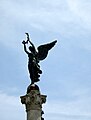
[20,84,47,120]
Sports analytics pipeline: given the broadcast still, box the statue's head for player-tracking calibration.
[29,46,35,53]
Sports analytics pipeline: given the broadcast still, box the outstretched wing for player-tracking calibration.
[37,40,57,61]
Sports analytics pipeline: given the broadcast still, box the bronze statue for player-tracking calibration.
[22,33,57,84]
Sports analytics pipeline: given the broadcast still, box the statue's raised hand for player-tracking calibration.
[22,40,26,44]
[22,40,28,44]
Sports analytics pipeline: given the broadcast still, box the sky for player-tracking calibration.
[0,0,91,120]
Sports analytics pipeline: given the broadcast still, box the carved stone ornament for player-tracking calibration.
[20,90,46,112]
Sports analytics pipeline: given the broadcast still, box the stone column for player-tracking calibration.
[20,84,47,120]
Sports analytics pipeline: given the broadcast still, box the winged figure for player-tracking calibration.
[22,33,57,84]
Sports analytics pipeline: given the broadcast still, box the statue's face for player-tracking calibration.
[29,46,35,53]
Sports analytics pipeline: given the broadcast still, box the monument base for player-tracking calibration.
[20,84,47,120]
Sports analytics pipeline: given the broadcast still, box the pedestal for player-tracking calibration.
[20,84,47,120]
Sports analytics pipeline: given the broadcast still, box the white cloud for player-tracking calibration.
[44,96,91,120]
[42,86,91,120]
[0,91,25,120]
[0,0,79,31]
[0,0,91,49]
[67,0,91,30]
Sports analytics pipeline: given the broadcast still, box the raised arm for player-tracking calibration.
[22,40,29,54]
[25,33,36,51]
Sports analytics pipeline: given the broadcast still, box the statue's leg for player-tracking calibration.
[28,64,34,84]
[36,64,42,74]
[33,65,40,82]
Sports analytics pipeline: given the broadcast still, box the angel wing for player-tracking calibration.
[37,40,57,61]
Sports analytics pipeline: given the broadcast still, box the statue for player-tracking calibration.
[22,33,57,84]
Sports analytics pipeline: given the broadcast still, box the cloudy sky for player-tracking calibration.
[0,0,91,120]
